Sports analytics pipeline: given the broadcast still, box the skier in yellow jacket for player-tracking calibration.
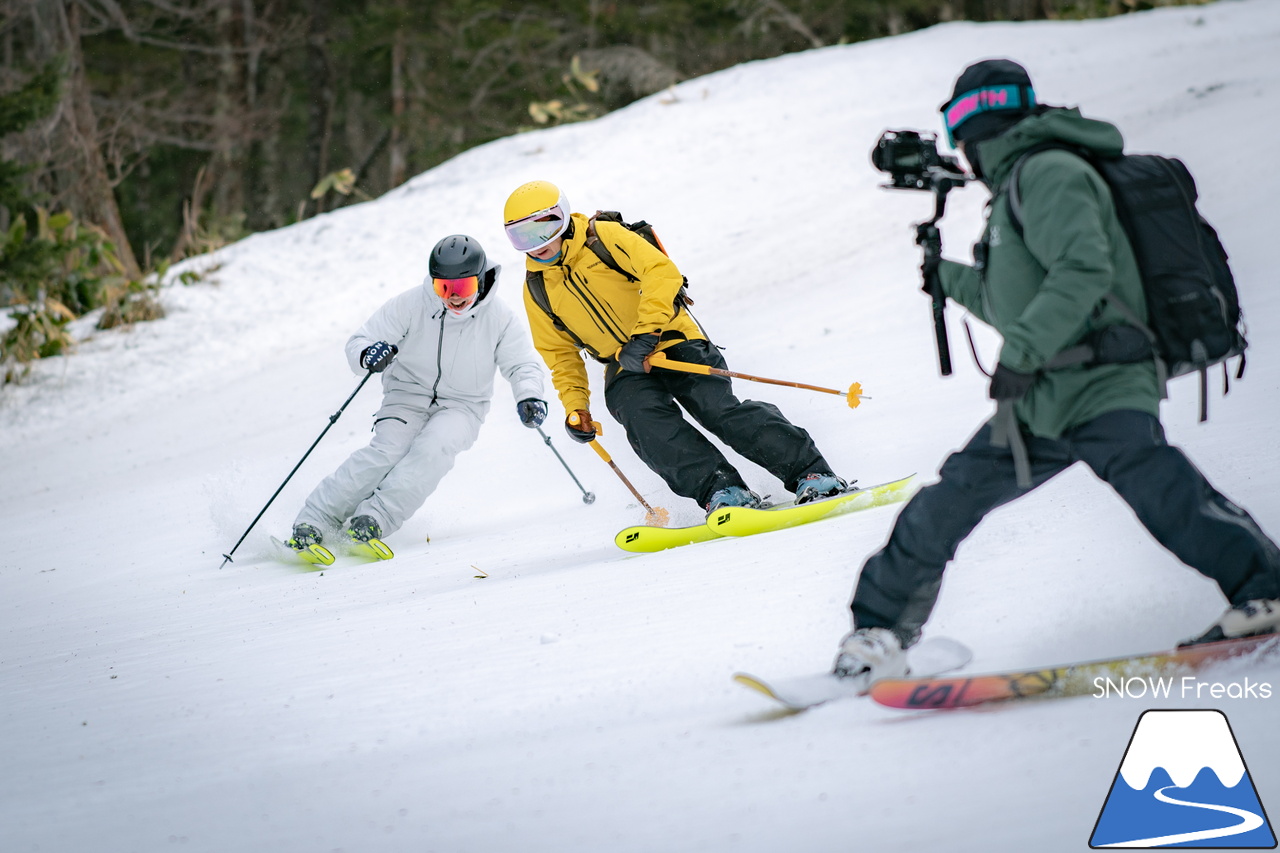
[502,180,851,514]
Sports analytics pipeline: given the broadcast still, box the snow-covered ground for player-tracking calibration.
[4,2,1280,850]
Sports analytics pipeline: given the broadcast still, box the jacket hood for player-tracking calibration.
[977,107,1125,185]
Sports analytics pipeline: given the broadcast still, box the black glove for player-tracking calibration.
[517,398,547,428]
[618,333,660,373]
[988,364,1036,401]
[565,409,597,443]
[360,341,398,373]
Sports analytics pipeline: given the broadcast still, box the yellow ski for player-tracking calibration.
[270,536,391,567]
[615,522,724,554]
[298,544,336,566]
[270,536,336,567]
[348,538,394,561]
[614,476,915,553]
[706,475,915,538]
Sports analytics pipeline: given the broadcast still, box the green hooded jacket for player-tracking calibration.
[938,107,1162,439]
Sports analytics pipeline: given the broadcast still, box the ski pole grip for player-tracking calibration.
[646,352,711,375]
[588,440,612,463]
[567,410,603,436]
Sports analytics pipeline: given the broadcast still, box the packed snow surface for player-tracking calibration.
[3,2,1280,851]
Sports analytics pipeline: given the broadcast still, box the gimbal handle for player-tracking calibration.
[917,178,957,377]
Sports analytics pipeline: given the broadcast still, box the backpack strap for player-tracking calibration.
[586,212,694,310]
[525,270,609,363]
[1005,142,1086,238]
[990,402,1033,490]
[585,213,638,282]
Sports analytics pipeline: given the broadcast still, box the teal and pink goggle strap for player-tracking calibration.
[941,84,1036,147]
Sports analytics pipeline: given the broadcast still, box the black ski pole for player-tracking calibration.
[219,370,376,568]
[536,425,596,504]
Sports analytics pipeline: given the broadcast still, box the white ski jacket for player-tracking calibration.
[344,264,545,420]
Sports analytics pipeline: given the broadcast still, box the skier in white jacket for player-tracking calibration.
[285,234,547,557]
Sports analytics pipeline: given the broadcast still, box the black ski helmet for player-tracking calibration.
[941,59,1036,146]
[429,234,486,280]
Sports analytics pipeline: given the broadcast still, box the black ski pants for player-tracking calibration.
[604,339,832,507]
[851,409,1280,644]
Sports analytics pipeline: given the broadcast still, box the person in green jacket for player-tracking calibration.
[831,59,1280,689]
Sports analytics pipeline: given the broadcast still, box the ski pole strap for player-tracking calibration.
[990,402,1033,490]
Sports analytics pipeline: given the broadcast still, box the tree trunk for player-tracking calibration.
[30,1,140,277]
[386,20,407,189]
[212,0,244,223]
[305,0,334,216]
[246,58,284,231]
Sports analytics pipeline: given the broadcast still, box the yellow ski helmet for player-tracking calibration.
[503,180,570,253]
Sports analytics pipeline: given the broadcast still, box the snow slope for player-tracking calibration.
[3,2,1280,851]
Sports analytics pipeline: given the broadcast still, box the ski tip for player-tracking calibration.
[732,672,779,700]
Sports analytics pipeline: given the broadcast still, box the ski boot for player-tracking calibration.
[344,515,394,561]
[284,522,335,566]
[795,473,852,505]
[705,486,763,516]
[831,627,908,693]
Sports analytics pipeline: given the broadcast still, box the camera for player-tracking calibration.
[871,130,968,191]
[870,130,971,378]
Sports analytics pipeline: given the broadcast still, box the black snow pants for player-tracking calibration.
[851,409,1280,645]
[604,339,832,508]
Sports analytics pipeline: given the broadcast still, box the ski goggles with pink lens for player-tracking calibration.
[432,275,479,300]
[941,84,1036,146]
[504,208,568,253]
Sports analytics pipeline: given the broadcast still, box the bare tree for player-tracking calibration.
[389,7,406,189]
[26,0,141,277]
[305,0,334,215]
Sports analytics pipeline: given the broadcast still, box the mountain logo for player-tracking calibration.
[1090,710,1275,848]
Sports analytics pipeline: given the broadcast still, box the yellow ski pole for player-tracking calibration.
[647,351,867,409]
[568,412,670,527]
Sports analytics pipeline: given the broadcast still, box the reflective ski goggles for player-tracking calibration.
[941,84,1035,146]
[432,275,479,300]
[504,206,568,253]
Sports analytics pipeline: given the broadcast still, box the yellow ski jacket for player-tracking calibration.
[522,212,704,414]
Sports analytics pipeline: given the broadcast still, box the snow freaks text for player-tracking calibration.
[1092,676,1273,700]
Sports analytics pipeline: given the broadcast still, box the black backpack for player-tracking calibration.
[525,210,693,360]
[1007,145,1247,420]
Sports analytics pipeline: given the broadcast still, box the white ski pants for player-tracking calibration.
[295,401,482,538]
